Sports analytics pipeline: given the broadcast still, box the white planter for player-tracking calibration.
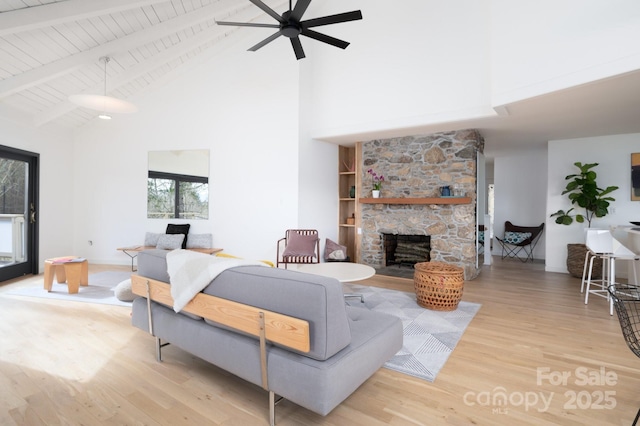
[372,190,380,198]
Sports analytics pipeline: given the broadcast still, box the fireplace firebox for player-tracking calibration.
[382,234,431,267]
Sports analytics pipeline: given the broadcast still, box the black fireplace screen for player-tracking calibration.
[382,234,431,266]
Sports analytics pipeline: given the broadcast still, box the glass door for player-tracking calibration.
[0,145,39,282]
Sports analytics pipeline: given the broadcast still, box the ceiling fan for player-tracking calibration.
[216,0,362,60]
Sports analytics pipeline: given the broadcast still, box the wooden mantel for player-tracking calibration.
[359,197,471,205]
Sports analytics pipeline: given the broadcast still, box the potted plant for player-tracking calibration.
[550,162,619,277]
[367,168,384,198]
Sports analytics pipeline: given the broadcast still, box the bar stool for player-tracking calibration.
[583,229,639,315]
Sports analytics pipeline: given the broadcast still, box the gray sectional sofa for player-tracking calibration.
[130,249,403,424]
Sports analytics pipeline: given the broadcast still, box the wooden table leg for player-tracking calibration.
[43,261,54,292]
[64,263,84,294]
[80,260,88,286]
[56,265,67,283]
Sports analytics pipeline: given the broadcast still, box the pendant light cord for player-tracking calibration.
[102,57,109,96]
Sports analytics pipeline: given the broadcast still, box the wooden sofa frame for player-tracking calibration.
[130,274,310,426]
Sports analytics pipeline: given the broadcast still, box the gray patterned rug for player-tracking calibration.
[344,283,481,382]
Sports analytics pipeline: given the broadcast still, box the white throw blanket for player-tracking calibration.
[166,250,267,312]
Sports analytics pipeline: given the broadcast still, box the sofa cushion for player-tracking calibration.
[138,249,171,282]
[186,233,213,249]
[202,266,351,361]
[144,232,162,247]
[156,234,185,250]
[282,231,318,257]
[324,238,347,261]
[503,231,531,245]
[166,223,190,249]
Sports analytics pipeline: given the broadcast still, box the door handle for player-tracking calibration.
[30,203,36,224]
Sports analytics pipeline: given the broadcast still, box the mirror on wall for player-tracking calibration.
[147,149,209,219]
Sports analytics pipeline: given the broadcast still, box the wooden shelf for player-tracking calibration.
[359,197,471,205]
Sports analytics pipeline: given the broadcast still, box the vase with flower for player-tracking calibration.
[367,168,384,198]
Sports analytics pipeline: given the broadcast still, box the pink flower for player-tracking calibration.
[367,168,384,190]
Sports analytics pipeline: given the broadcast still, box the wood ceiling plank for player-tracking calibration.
[0,34,42,71]
[53,21,96,53]
[0,0,168,36]
[2,0,282,97]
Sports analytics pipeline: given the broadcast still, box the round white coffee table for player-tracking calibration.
[298,262,375,282]
[298,263,375,303]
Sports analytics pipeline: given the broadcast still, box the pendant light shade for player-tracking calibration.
[69,57,138,116]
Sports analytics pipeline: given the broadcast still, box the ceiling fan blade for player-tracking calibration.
[302,10,362,29]
[248,30,284,51]
[249,0,286,23]
[290,36,306,60]
[301,28,349,49]
[215,21,279,28]
[290,0,312,22]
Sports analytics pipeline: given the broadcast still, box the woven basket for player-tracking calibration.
[413,261,465,311]
[567,243,602,279]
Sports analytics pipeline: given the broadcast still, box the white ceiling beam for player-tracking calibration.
[33,1,288,126]
[0,0,167,37]
[0,0,262,99]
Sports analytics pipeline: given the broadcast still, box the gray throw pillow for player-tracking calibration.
[144,232,162,247]
[186,233,213,249]
[156,234,185,250]
[166,224,190,249]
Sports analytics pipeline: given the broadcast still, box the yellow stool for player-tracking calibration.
[44,257,89,294]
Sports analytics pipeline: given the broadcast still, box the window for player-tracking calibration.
[147,171,208,219]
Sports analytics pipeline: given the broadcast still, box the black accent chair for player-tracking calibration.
[495,221,544,262]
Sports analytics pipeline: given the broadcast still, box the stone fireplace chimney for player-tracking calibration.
[359,130,483,279]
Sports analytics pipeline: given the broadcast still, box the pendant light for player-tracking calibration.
[69,57,138,119]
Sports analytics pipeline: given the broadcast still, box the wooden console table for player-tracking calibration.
[117,246,223,271]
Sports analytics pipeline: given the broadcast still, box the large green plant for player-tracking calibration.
[550,162,618,228]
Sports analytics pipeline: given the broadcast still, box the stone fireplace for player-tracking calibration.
[359,130,483,279]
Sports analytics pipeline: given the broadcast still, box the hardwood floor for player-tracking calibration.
[0,260,639,425]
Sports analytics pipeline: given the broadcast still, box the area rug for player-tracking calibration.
[344,283,481,382]
[6,271,133,307]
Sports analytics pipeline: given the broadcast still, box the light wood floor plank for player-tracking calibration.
[0,260,639,425]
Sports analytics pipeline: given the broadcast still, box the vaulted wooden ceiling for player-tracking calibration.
[0,0,286,128]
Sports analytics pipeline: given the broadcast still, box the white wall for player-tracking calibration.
[546,133,640,274]
[305,0,493,140]
[0,117,75,268]
[297,56,341,250]
[491,0,640,105]
[71,46,302,265]
[493,148,548,260]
